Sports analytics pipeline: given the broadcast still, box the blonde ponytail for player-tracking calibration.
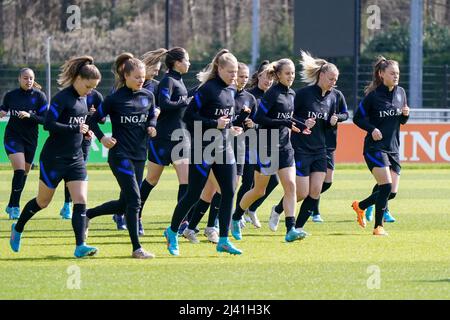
[197,49,237,85]
[141,48,168,68]
[299,50,337,85]
[265,58,294,82]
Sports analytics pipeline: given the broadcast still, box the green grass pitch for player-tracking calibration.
[0,166,449,300]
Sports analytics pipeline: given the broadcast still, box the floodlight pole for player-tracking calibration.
[353,0,361,112]
[46,36,52,100]
[251,0,260,73]
[165,0,170,49]
[409,0,423,108]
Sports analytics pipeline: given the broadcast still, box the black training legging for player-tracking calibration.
[8,169,26,208]
[170,162,237,238]
[235,164,254,209]
[86,158,145,252]
[235,164,279,212]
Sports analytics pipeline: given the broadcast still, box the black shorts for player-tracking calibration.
[148,138,189,166]
[255,148,294,176]
[326,149,335,171]
[39,153,87,189]
[364,151,401,175]
[4,135,37,164]
[294,151,327,177]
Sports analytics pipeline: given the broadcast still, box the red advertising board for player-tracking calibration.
[336,123,450,163]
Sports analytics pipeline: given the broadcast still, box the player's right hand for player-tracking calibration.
[291,123,301,133]
[372,128,383,141]
[147,127,157,138]
[244,118,255,128]
[242,106,251,113]
[80,124,89,134]
[230,126,243,136]
[101,136,117,149]
[302,128,312,135]
[217,116,230,129]
[305,118,316,129]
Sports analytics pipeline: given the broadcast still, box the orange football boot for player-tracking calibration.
[352,201,367,228]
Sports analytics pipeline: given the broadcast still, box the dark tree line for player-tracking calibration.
[0,0,448,65]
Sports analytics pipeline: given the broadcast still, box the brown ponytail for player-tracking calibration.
[247,60,270,89]
[141,48,168,69]
[165,47,188,70]
[113,52,145,89]
[365,56,399,95]
[32,81,42,90]
[19,68,42,90]
[57,56,101,89]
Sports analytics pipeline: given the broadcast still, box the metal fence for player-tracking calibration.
[407,108,450,122]
[1,63,449,111]
[338,64,450,110]
[347,108,450,122]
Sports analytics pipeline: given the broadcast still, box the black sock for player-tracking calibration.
[385,192,397,212]
[187,199,211,230]
[372,184,379,193]
[321,182,332,194]
[22,174,28,192]
[285,216,295,232]
[359,191,379,210]
[295,196,315,229]
[313,197,321,217]
[232,204,246,221]
[140,179,155,203]
[185,203,195,222]
[274,197,284,214]
[311,197,319,214]
[139,179,155,219]
[357,184,379,210]
[19,174,28,206]
[8,169,25,208]
[72,204,87,246]
[375,183,391,228]
[249,175,278,212]
[312,183,332,217]
[64,184,72,203]
[86,200,123,219]
[15,198,42,233]
[20,175,28,206]
[177,184,188,202]
[207,193,221,227]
